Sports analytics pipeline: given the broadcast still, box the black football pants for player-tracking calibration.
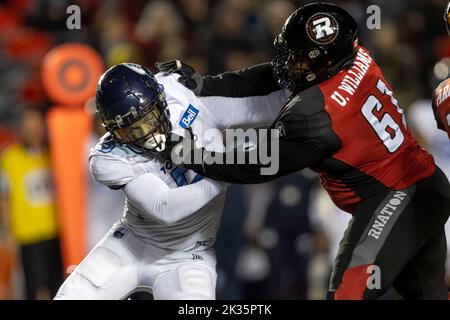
[327,166,450,300]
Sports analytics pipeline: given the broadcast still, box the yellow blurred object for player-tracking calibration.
[0,144,58,245]
[106,41,143,67]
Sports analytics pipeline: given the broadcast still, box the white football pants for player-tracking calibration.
[54,222,217,300]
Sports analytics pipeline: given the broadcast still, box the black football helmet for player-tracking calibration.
[272,2,358,92]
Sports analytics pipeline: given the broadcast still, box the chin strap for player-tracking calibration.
[143,134,167,152]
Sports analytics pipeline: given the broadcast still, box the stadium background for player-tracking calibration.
[0,0,449,299]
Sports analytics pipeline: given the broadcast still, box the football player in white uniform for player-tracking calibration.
[54,63,288,300]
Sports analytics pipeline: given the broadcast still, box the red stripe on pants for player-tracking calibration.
[335,264,371,300]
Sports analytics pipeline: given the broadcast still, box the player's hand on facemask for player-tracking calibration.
[155,60,204,96]
[156,127,205,167]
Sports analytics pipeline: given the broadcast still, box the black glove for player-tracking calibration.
[155,60,204,96]
[156,127,205,168]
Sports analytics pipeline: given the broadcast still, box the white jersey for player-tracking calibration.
[57,72,288,300]
[89,73,289,252]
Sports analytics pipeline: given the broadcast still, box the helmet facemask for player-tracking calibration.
[272,35,328,92]
[102,94,171,153]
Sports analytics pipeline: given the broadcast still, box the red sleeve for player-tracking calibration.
[432,78,450,139]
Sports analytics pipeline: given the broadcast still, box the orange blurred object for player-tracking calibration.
[6,29,51,61]
[0,245,13,300]
[43,43,104,271]
[47,107,93,270]
[0,127,15,151]
[42,43,104,106]
[0,7,20,30]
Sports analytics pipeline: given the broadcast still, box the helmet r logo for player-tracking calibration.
[306,13,339,45]
[313,17,333,39]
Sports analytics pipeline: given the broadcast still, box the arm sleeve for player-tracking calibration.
[199,89,290,130]
[183,87,341,184]
[184,131,326,184]
[123,173,223,225]
[201,63,281,97]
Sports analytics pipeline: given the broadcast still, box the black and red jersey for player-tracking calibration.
[310,46,435,212]
[432,78,450,139]
[185,46,436,214]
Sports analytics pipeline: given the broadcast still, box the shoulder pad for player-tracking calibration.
[89,133,138,188]
[93,133,116,154]
[89,152,134,189]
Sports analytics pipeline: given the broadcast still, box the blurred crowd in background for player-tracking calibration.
[0,0,449,299]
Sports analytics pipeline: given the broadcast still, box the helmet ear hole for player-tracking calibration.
[308,49,321,59]
[306,73,317,82]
